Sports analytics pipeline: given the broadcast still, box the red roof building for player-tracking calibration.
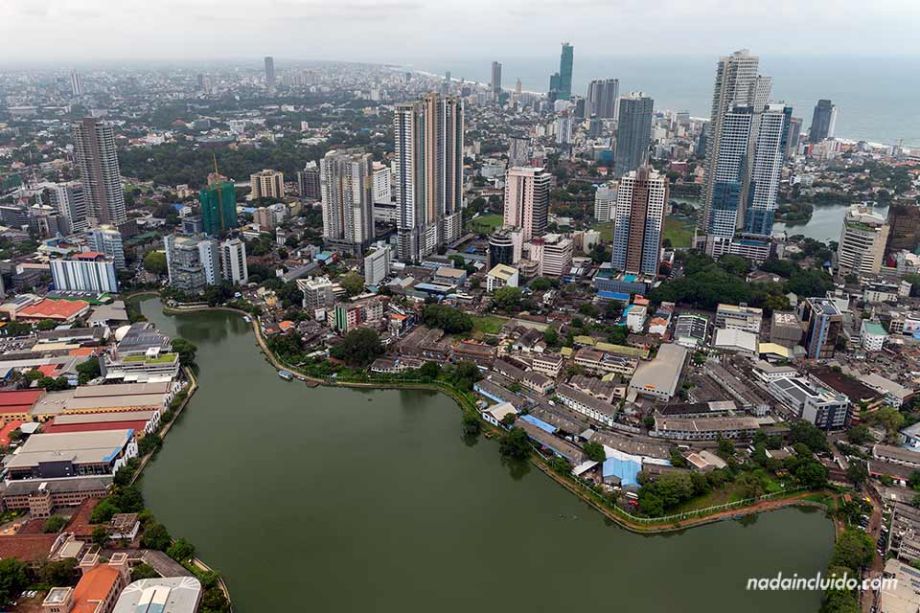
[0,389,45,424]
[0,420,23,446]
[17,299,91,322]
[43,419,149,438]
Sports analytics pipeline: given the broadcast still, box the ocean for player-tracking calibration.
[401,55,920,148]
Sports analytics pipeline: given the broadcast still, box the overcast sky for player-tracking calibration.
[1,0,918,65]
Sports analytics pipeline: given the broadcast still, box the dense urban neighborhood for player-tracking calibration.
[0,47,919,613]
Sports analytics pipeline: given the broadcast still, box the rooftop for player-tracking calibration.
[113,577,203,613]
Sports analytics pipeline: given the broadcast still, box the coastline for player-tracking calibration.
[154,297,837,536]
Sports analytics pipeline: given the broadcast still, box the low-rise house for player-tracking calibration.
[531,353,564,379]
[573,347,637,377]
[482,402,518,428]
[451,341,496,368]
[521,371,553,395]
[652,415,760,441]
[556,384,617,427]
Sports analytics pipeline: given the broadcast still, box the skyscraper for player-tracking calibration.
[320,149,375,254]
[298,161,321,200]
[264,56,275,87]
[220,238,249,285]
[611,167,667,276]
[837,205,889,277]
[199,175,238,236]
[700,49,763,233]
[86,225,125,270]
[508,137,530,167]
[707,106,754,239]
[586,78,619,118]
[548,43,573,100]
[615,93,654,178]
[503,167,550,242]
[48,181,88,233]
[70,71,83,97]
[809,99,837,143]
[782,112,803,160]
[394,93,464,262]
[491,61,502,95]
[72,118,127,227]
[743,104,787,236]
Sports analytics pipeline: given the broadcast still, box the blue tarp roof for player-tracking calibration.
[597,290,630,302]
[602,455,641,487]
[520,414,557,434]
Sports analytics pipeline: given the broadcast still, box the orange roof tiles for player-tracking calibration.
[18,299,90,321]
[0,534,56,562]
[0,420,23,446]
[69,347,96,357]
[37,364,59,377]
[72,565,122,613]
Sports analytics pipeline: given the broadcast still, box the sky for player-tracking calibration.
[1,0,918,65]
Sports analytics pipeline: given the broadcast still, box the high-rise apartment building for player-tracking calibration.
[491,61,502,95]
[48,181,88,233]
[50,253,118,293]
[264,56,275,87]
[508,137,530,167]
[250,170,285,200]
[320,149,375,253]
[364,243,392,287]
[394,93,464,262]
[72,118,127,227]
[220,238,248,285]
[372,162,391,203]
[298,161,321,200]
[809,99,837,143]
[743,103,787,236]
[548,43,574,101]
[503,167,550,242]
[783,113,803,160]
[837,205,889,277]
[199,175,238,236]
[700,49,763,234]
[594,182,618,223]
[70,71,83,97]
[800,298,843,360]
[86,226,125,270]
[164,234,217,293]
[611,167,667,276]
[614,93,654,178]
[586,78,619,118]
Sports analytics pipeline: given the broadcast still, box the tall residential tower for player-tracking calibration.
[72,118,127,227]
[320,149,375,254]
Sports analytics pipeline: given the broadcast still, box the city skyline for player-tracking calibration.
[2,1,919,63]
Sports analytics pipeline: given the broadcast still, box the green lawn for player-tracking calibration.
[469,214,504,234]
[470,315,509,337]
[663,216,695,249]
[592,221,613,242]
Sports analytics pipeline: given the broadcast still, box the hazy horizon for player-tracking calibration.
[1,0,918,64]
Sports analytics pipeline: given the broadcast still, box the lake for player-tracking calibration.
[139,298,834,612]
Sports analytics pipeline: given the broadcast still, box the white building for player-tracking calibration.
[320,149,375,254]
[503,167,550,242]
[530,234,572,277]
[86,226,125,270]
[50,254,118,293]
[220,238,248,285]
[486,264,519,292]
[837,205,889,277]
[860,320,888,352]
[48,181,88,233]
[372,162,391,203]
[715,303,763,335]
[594,182,617,223]
[364,244,392,287]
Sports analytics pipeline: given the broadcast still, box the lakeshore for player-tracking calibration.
[139,297,835,612]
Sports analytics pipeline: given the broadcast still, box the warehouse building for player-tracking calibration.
[3,429,138,480]
[628,343,688,401]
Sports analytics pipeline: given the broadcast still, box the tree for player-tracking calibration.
[39,558,77,586]
[43,515,67,533]
[76,357,101,385]
[90,498,119,524]
[171,338,198,368]
[530,277,552,291]
[167,538,196,563]
[867,407,905,440]
[141,522,172,551]
[0,559,29,604]
[330,328,383,367]
[736,472,765,498]
[37,376,69,391]
[143,250,168,275]
[583,441,606,463]
[418,361,441,381]
[492,286,523,311]
[339,272,365,297]
[92,525,110,548]
[795,460,829,489]
[461,410,482,436]
[36,319,58,331]
[846,460,869,487]
[786,269,834,297]
[499,427,531,460]
[421,304,473,334]
[543,326,559,348]
[845,424,873,445]
[831,528,875,571]
[789,421,829,453]
[131,563,160,582]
